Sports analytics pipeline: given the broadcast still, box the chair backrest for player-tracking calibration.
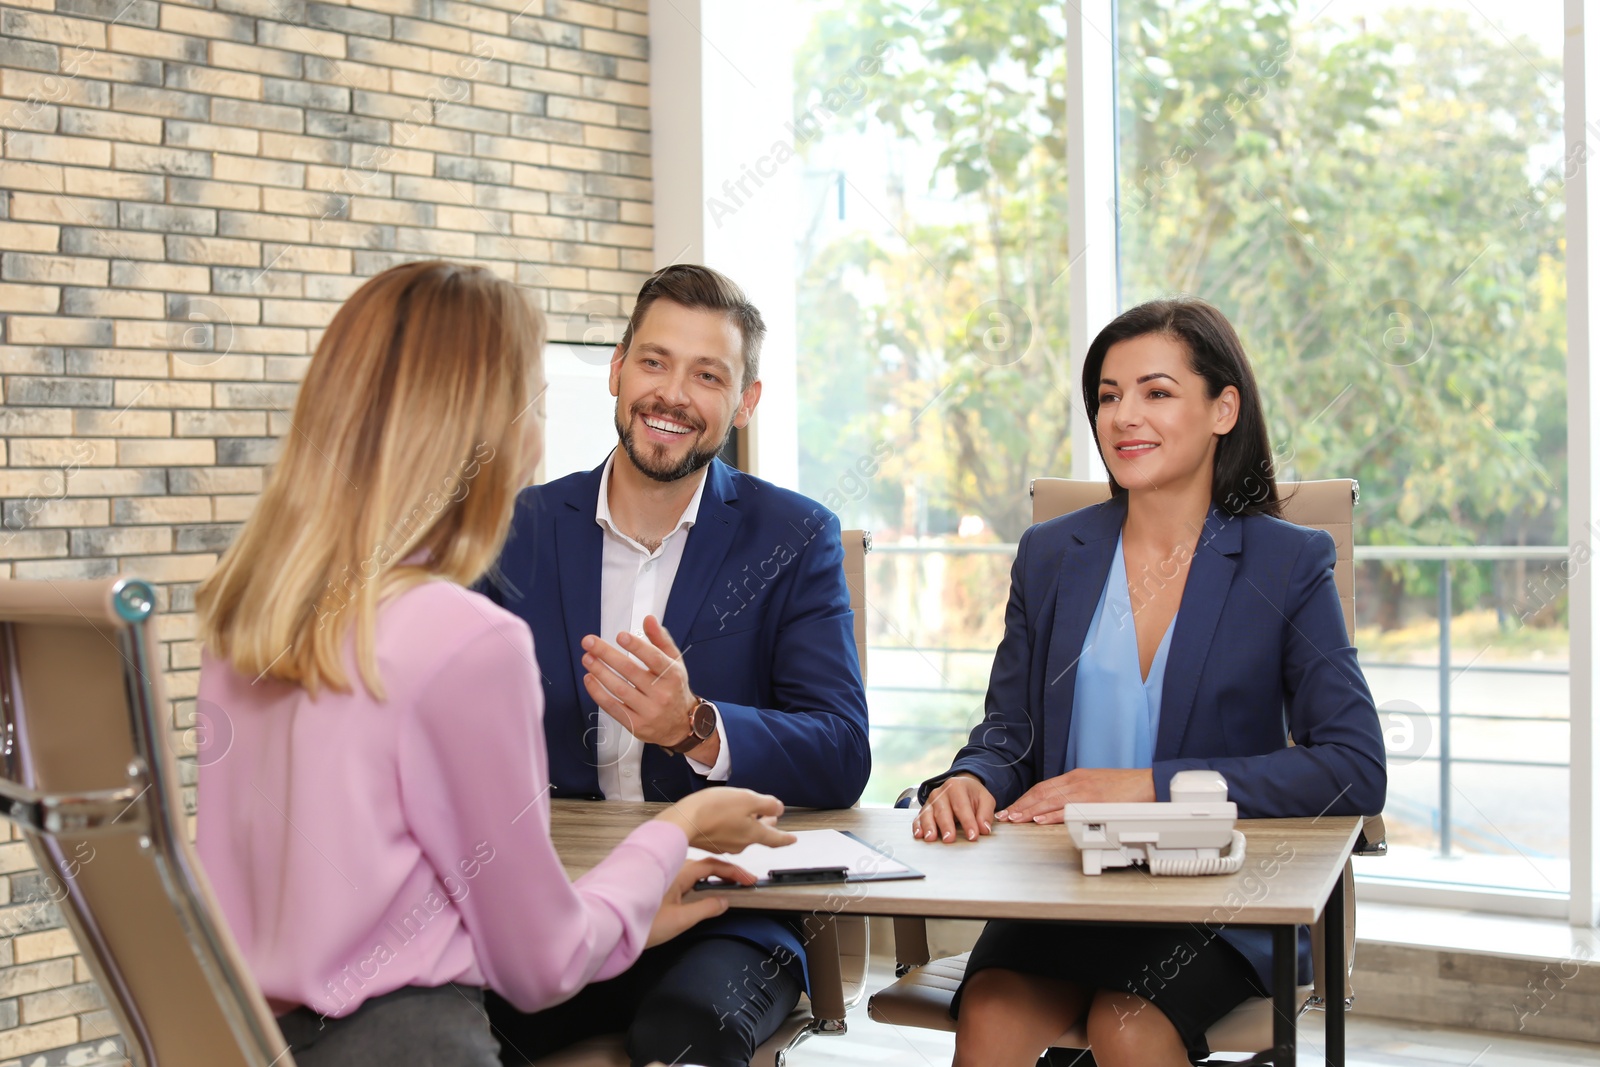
[0,577,292,1067]
[1029,478,1357,635]
[842,530,872,686]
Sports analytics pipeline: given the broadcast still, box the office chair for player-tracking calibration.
[538,531,876,1067]
[0,576,294,1067]
[869,480,1386,1059]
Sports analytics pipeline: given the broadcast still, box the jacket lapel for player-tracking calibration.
[1041,500,1124,779]
[661,459,742,642]
[1154,507,1241,759]
[553,464,605,753]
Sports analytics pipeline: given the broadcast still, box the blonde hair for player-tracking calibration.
[197,261,544,698]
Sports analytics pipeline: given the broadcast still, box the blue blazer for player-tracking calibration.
[920,497,1387,988]
[485,457,872,984]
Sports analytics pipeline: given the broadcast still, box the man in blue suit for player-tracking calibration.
[483,264,871,1067]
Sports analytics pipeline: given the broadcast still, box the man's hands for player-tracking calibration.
[913,773,995,843]
[647,857,754,948]
[656,786,797,853]
[996,768,1156,824]
[583,615,705,753]
[913,769,1158,842]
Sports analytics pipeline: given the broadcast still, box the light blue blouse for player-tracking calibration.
[1065,535,1177,773]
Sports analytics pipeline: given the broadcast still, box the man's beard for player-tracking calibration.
[615,402,727,483]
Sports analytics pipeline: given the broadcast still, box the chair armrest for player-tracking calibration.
[894,786,920,810]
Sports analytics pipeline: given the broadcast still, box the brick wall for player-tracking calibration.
[0,0,650,1060]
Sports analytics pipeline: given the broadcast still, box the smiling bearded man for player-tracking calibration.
[480,264,871,1067]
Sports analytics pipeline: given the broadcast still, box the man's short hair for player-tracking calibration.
[620,264,766,390]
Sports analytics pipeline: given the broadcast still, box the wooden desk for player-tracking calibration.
[552,801,1362,1067]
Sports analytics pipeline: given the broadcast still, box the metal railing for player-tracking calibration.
[865,542,1573,858]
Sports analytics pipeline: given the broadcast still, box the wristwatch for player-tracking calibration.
[662,697,718,756]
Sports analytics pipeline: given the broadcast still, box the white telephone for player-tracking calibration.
[1065,769,1245,876]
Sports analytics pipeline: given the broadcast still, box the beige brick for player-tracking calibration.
[11,930,77,965]
[58,107,163,143]
[112,380,212,409]
[1,11,108,50]
[107,25,208,64]
[0,345,61,374]
[161,6,256,44]
[257,22,346,60]
[261,299,338,328]
[584,125,649,153]
[259,131,351,167]
[0,221,59,252]
[71,524,172,556]
[112,142,212,177]
[74,408,170,436]
[64,467,166,496]
[61,228,165,261]
[346,37,433,74]
[213,214,307,247]
[120,554,217,582]
[111,260,210,292]
[113,497,211,525]
[548,95,617,126]
[20,981,103,1024]
[305,56,391,92]
[1,70,109,109]
[1,254,106,287]
[546,0,617,30]
[0,283,60,313]
[168,466,262,494]
[65,349,170,378]
[0,408,73,436]
[259,245,351,274]
[174,410,267,437]
[0,160,62,195]
[166,63,263,101]
[169,177,262,211]
[165,235,261,267]
[0,530,66,559]
[0,959,76,998]
[169,354,266,381]
[5,316,110,347]
[265,354,313,381]
[118,439,215,467]
[3,497,108,528]
[213,494,259,521]
[62,167,165,201]
[0,471,62,497]
[5,438,108,468]
[226,326,310,356]
[585,220,652,248]
[60,288,164,319]
[261,187,351,217]
[213,153,306,189]
[0,1018,80,1058]
[164,119,260,155]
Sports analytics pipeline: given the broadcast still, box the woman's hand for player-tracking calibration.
[647,857,754,948]
[656,787,797,853]
[996,768,1156,824]
[913,773,996,843]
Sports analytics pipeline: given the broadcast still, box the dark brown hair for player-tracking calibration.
[1081,298,1282,517]
[620,264,766,389]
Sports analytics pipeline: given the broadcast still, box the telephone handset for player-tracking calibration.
[1065,769,1245,876]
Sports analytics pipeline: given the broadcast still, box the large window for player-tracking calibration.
[785,0,1571,909]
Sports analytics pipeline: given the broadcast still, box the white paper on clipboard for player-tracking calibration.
[686,829,916,884]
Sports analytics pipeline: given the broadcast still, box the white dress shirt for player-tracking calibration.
[592,452,731,801]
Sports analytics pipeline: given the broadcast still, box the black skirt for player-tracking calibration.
[955,919,1269,1064]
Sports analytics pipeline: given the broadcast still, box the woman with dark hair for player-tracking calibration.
[913,298,1387,1067]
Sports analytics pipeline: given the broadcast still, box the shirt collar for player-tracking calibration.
[595,450,709,549]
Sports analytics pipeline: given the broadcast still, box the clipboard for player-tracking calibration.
[688,829,924,889]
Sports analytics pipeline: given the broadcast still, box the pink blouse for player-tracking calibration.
[195,580,686,1018]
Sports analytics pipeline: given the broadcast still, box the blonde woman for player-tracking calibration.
[195,261,792,1066]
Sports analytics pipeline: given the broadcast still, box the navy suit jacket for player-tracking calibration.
[920,497,1387,988]
[485,456,872,984]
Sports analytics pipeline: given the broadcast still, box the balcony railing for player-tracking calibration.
[864,542,1572,860]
